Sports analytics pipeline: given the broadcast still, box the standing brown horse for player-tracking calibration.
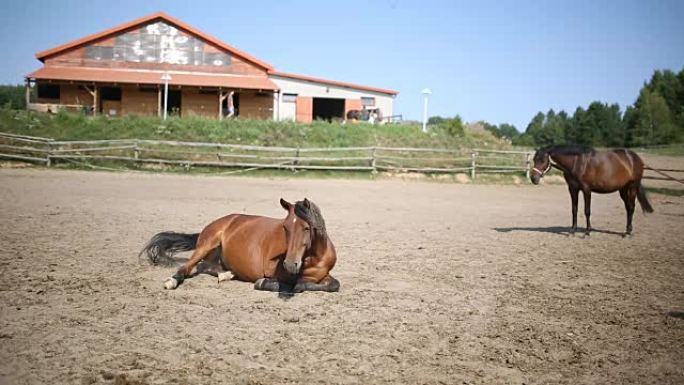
[530,144,653,235]
[139,198,339,293]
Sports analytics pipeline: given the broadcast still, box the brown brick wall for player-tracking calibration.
[122,86,158,116]
[60,84,93,106]
[239,92,273,120]
[182,89,219,119]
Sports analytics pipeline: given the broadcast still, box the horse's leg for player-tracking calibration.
[254,278,293,292]
[164,237,220,290]
[293,275,340,293]
[195,248,235,284]
[625,184,637,235]
[619,187,630,235]
[568,185,579,234]
[582,189,592,235]
[195,247,225,276]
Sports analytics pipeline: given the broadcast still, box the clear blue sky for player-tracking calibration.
[1,0,683,131]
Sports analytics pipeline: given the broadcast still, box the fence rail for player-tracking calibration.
[0,131,535,178]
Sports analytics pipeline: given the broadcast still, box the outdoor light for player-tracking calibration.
[161,73,172,120]
[421,88,432,133]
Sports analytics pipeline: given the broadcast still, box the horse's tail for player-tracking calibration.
[139,232,199,266]
[636,182,654,213]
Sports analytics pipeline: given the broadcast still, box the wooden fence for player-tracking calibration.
[0,131,532,178]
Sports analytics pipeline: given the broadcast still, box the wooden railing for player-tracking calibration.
[0,131,533,177]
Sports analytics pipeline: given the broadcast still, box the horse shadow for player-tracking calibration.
[493,226,625,237]
[667,310,684,319]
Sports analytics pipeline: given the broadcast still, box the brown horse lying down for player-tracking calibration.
[530,144,654,235]
[140,198,339,293]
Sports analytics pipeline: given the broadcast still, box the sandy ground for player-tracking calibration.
[0,168,682,385]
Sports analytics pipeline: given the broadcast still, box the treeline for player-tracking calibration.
[512,68,684,147]
[0,85,25,109]
[430,68,684,148]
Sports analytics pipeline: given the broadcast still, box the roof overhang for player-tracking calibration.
[269,70,398,96]
[27,66,279,91]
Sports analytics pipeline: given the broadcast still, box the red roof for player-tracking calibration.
[27,66,278,90]
[269,70,398,95]
[32,12,398,96]
[35,12,273,71]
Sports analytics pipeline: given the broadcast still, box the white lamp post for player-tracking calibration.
[161,73,172,120]
[421,88,432,133]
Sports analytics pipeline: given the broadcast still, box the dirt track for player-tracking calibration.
[0,168,682,385]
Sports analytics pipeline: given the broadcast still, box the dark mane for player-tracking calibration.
[546,144,595,156]
[294,199,327,239]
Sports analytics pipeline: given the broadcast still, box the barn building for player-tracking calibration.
[25,12,398,123]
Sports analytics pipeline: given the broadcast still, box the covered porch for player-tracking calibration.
[25,66,279,120]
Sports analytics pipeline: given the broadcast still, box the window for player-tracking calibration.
[139,86,158,93]
[361,97,375,107]
[100,87,122,100]
[37,84,60,99]
[282,93,297,103]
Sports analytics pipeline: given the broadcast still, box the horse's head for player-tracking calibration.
[279,198,326,275]
[530,148,552,185]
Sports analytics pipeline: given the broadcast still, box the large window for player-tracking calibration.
[282,93,298,103]
[37,84,60,100]
[100,87,122,100]
[361,97,375,107]
[85,21,231,67]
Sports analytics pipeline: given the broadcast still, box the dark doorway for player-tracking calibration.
[167,89,182,117]
[312,97,344,122]
[99,86,122,116]
[221,92,240,117]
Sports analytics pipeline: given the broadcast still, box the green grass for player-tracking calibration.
[0,107,510,150]
[646,187,684,197]
[636,144,684,157]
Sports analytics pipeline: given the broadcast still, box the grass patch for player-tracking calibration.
[0,108,510,150]
[646,187,684,197]
[636,144,684,156]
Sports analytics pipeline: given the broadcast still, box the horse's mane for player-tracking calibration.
[294,199,327,239]
[545,144,595,156]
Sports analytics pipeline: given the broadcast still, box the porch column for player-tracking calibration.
[218,88,223,120]
[24,79,31,110]
[82,85,98,116]
[273,90,280,121]
[218,89,230,120]
[158,86,162,117]
[93,85,98,116]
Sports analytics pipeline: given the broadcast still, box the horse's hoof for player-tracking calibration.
[254,278,266,290]
[163,277,178,290]
[217,272,232,283]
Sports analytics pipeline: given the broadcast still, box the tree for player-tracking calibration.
[0,85,26,109]
[497,123,519,140]
[632,88,676,145]
[523,110,565,146]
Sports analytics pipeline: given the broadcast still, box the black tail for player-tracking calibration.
[139,232,199,266]
[636,183,654,213]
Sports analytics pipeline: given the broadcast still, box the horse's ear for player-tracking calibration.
[280,198,292,211]
[303,198,311,208]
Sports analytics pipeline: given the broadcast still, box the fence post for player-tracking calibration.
[471,151,477,179]
[525,152,531,180]
[370,147,377,174]
[46,141,52,167]
[134,140,140,160]
[292,148,300,172]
